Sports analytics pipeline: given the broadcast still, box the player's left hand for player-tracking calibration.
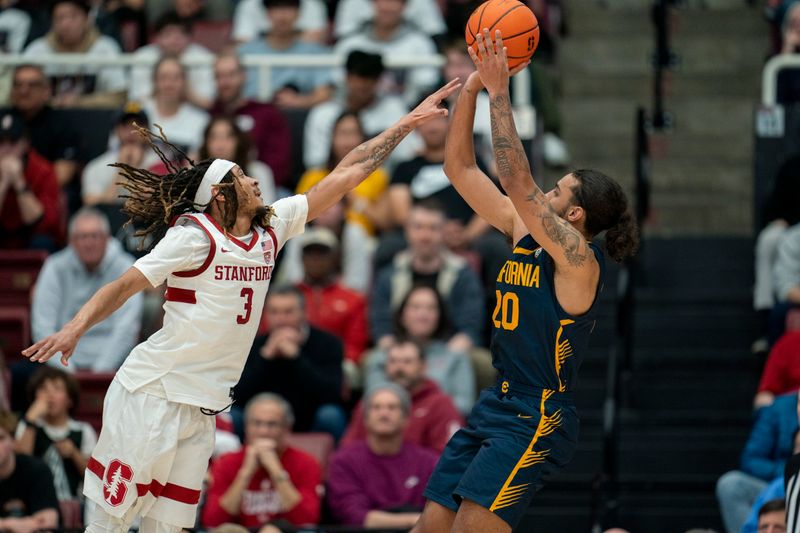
[405,78,462,127]
[469,29,511,96]
[22,326,80,367]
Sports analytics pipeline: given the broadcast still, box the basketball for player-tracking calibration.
[465,0,539,70]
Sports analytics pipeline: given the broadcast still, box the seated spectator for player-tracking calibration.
[31,208,143,370]
[233,0,328,44]
[3,64,79,190]
[756,499,786,533]
[235,286,346,440]
[341,338,463,452]
[370,200,485,352]
[364,285,475,415]
[0,111,62,251]
[327,383,438,529]
[777,3,800,104]
[290,228,369,365]
[334,0,439,104]
[210,53,291,189]
[280,112,391,292]
[303,51,419,171]
[741,430,800,533]
[770,223,800,345]
[333,0,445,40]
[203,393,322,530]
[128,12,215,108]
[716,391,800,533]
[238,0,334,108]
[754,331,800,409]
[82,102,160,207]
[142,55,210,155]
[0,408,59,530]
[753,154,800,353]
[0,5,31,53]
[23,0,126,108]
[15,367,97,502]
[198,116,276,204]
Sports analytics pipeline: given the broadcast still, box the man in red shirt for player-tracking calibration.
[0,112,62,250]
[203,393,322,530]
[341,338,463,453]
[295,227,369,364]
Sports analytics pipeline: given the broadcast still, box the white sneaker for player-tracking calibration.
[543,132,570,167]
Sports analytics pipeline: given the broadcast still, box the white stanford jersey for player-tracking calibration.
[117,195,308,410]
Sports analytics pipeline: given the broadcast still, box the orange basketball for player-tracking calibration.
[465,0,539,70]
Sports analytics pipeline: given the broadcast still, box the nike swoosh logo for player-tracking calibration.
[221,247,232,253]
[517,414,533,419]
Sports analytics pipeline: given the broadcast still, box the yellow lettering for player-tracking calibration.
[496,262,508,283]
[530,265,540,288]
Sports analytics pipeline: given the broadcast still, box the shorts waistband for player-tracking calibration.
[495,378,574,403]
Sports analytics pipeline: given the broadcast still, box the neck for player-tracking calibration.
[346,95,374,113]
[411,253,442,273]
[43,413,69,427]
[366,433,403,455]
[305,274,334,287]
[230,213,253,237]
[267,32,295,49]
[373,23,396,41]
[423,146,444,161]
[221,95,246,113]
[0,454,15,480]
[156,98,181,116]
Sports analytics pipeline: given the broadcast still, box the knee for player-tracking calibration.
[716,470,745,501]
[312,403,347,440]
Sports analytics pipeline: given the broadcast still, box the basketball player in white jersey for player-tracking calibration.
[22,79,461,533]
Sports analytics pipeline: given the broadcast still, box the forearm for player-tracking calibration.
[363,510,419,529]
[218,470,252,515]
[15,190,44,225]
[14,425,35,454]
[70,450,89,473]
[272,476,301,512]
[488,89,535,194]
[444,85,481,177]
[65,269,147,339]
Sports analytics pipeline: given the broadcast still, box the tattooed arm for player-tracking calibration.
[472,30,596,274]
[306,79,461,222]
[443,71,517,237]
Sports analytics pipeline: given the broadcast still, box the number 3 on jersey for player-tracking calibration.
[493,290,519,331]
[237,287,254,324]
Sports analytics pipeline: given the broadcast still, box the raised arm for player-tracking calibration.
[22,267,150,366]
[305,79,461,222]
[471,30,596,273]
[443,70,522,237]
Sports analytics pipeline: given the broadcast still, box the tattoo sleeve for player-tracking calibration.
[351,124,412,175]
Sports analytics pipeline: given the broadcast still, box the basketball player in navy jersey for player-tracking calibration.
[413,30,639,533]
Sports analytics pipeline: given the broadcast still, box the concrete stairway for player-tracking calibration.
[554,0,767,235]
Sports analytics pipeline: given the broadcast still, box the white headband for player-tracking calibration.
[194,159,237,207]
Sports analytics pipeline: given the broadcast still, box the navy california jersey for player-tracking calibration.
[490,234,605,392]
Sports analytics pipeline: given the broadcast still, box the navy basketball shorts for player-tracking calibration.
[423,381,579,528]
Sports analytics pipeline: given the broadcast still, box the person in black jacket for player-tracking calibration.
[235,285,345,440]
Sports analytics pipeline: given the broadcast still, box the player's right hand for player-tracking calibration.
[22,327,79,367]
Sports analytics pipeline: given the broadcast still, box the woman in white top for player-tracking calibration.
[198,116,276,204]
[142,56,210,154]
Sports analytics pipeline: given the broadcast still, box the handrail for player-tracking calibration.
[0,53,532,107]
[761,53,800,106]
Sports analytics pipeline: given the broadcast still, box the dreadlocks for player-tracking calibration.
[112,124,274,250]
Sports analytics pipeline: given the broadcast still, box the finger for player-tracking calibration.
[467,45,480,65]
[60,350,72,367]
[509,60,530,77]
[22,340,45,357]
[435,78,461,97]
[495,29,504,51]
[476,32,488,58]
[483,29,495,55]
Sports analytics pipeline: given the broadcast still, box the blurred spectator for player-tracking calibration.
[291,227,369,365]
[753,154,800,352]
[716,391,799,533]
[142,55,210,154]
[363,285,475,415]
[31,207,143,370]
[287,112,391,291]
[327,383,438,528]
[754,332,800,409]
[128,12,215,108]
[782,2,800,55]
[82,101,159,207]
[0,4,31,53]
[232,0,328,44]
[153,0,209,25]
[0,408,59,530]
[23,0,127,108]
[4,64,79,188]
[203,394,322,530]
[334,0,439,104]
[235,286,346,440]
[769,223,800,345]
[210,53,292,189]
[756,498,786,533]
[15,367,97,501]
[0,111,62,251]
[341,338,463,453]
[303,50,418,173]
[333,0,444,40]
[370,200,485,351]
[198,116,276,204]
[238,0,333,108]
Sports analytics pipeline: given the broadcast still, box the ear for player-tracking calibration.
[211,184,226,204]
[566,205,584,223]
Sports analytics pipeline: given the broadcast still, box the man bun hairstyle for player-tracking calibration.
[571,168,640,263]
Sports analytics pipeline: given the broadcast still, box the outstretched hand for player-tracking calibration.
[406,78,462,127]
[468,29,529,96]
[22,326,79,367]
